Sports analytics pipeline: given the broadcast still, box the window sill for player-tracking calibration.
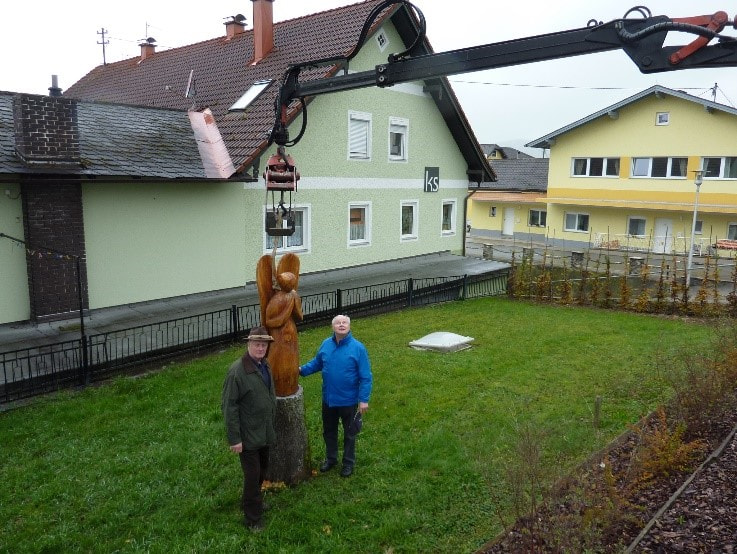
[401,235,418,242]
[263,247,310,255]
[348,241,371,248]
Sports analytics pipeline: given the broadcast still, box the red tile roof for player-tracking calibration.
[65,0,493,181]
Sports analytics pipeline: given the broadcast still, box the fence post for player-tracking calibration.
[462,274,468,300]
[408,278,414,307]
[81,334,90,386]
[231,304,239,342]
[336,288,342,316]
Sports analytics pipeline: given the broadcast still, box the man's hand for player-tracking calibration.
[230,442,243,453]
[359,402,369,414]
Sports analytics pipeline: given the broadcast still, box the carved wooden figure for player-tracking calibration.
[256,252,303,397]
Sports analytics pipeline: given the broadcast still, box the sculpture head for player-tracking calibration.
[277,271,297,292]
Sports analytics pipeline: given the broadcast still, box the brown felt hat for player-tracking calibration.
[246,326,274,341]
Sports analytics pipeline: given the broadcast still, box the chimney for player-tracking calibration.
[139,37,156,61]
[251,0,275,63]
[48,75,63,97]
[13,94,80,167]
[225,14,247,39]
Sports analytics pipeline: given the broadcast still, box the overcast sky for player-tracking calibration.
[3,1,737,155]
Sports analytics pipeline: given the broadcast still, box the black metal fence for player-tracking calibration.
[0,270,508,405]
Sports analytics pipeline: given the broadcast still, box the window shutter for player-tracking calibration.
[349,118,369,158]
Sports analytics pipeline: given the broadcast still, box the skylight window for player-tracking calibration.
[229,79,272,111]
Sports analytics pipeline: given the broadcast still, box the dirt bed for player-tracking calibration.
[480,409,737,553]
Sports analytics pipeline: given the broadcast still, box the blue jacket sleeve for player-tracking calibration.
[300,346,324,377]
[357,344,372,403]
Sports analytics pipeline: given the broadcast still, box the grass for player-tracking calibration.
[0,297,714,553]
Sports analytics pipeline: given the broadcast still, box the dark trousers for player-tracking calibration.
[322,403,358,468]
[239,446,269,523]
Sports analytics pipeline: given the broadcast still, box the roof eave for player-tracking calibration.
[526,84,737,148]
[391,7,495,184]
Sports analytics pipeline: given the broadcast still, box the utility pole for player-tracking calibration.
[97,28,109,65]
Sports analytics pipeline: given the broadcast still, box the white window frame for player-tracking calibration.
[400,200,419,241]
[229,80,272,111]
[571,157,620,177]
[631,157,688,178]
[348,202,371,247]
[627,216,646,237]
[702,156,737,179]
[564,212,590,233]
[528,209,547,228]
[348,111,372,161]
[388,116,409,162]
[263,205,311,254]
[441,199,457,236]
[656,112,670,125]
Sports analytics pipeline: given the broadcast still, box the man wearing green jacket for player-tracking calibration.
[222,326,277,531]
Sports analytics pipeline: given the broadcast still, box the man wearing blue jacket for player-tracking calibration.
[300,314,372,478]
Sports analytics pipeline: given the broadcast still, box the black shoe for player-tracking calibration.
[320,460,337,472]
[244,518,264,533]
[340,465,353,478]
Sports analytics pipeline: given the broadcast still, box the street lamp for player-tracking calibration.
[686,170,704,289]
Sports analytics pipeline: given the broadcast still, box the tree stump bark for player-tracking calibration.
[265,385,311,485]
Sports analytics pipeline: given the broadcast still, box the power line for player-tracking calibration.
[448,78,709,91]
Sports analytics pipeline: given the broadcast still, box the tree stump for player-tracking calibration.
[265,385,311,485]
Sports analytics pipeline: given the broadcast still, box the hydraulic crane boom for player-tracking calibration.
[263,1,737,236]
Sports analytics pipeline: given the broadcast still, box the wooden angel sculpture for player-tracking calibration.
[256,251,303,397]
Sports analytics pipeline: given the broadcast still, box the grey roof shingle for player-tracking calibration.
[478,158,549,191]
[0,92,209,179]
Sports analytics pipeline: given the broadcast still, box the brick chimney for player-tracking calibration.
[251,0,274,63]
[13,94,80,167]
[225,14,247,39]
[139,37,156,61]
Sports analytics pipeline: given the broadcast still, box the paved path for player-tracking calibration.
[0,252,507,352]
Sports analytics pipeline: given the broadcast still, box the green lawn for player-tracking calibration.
[0,297,713,553]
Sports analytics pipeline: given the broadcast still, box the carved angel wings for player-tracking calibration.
[256,251,301,326]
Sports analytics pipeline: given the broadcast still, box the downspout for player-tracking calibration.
[463,189,475,257]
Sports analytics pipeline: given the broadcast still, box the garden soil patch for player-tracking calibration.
[479,406,737,553]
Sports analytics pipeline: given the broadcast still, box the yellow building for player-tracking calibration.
[467,156,548,243]
[470,85,737,256]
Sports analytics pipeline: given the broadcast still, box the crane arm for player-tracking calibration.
[268,2,737,147]
[261,2,737,237]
